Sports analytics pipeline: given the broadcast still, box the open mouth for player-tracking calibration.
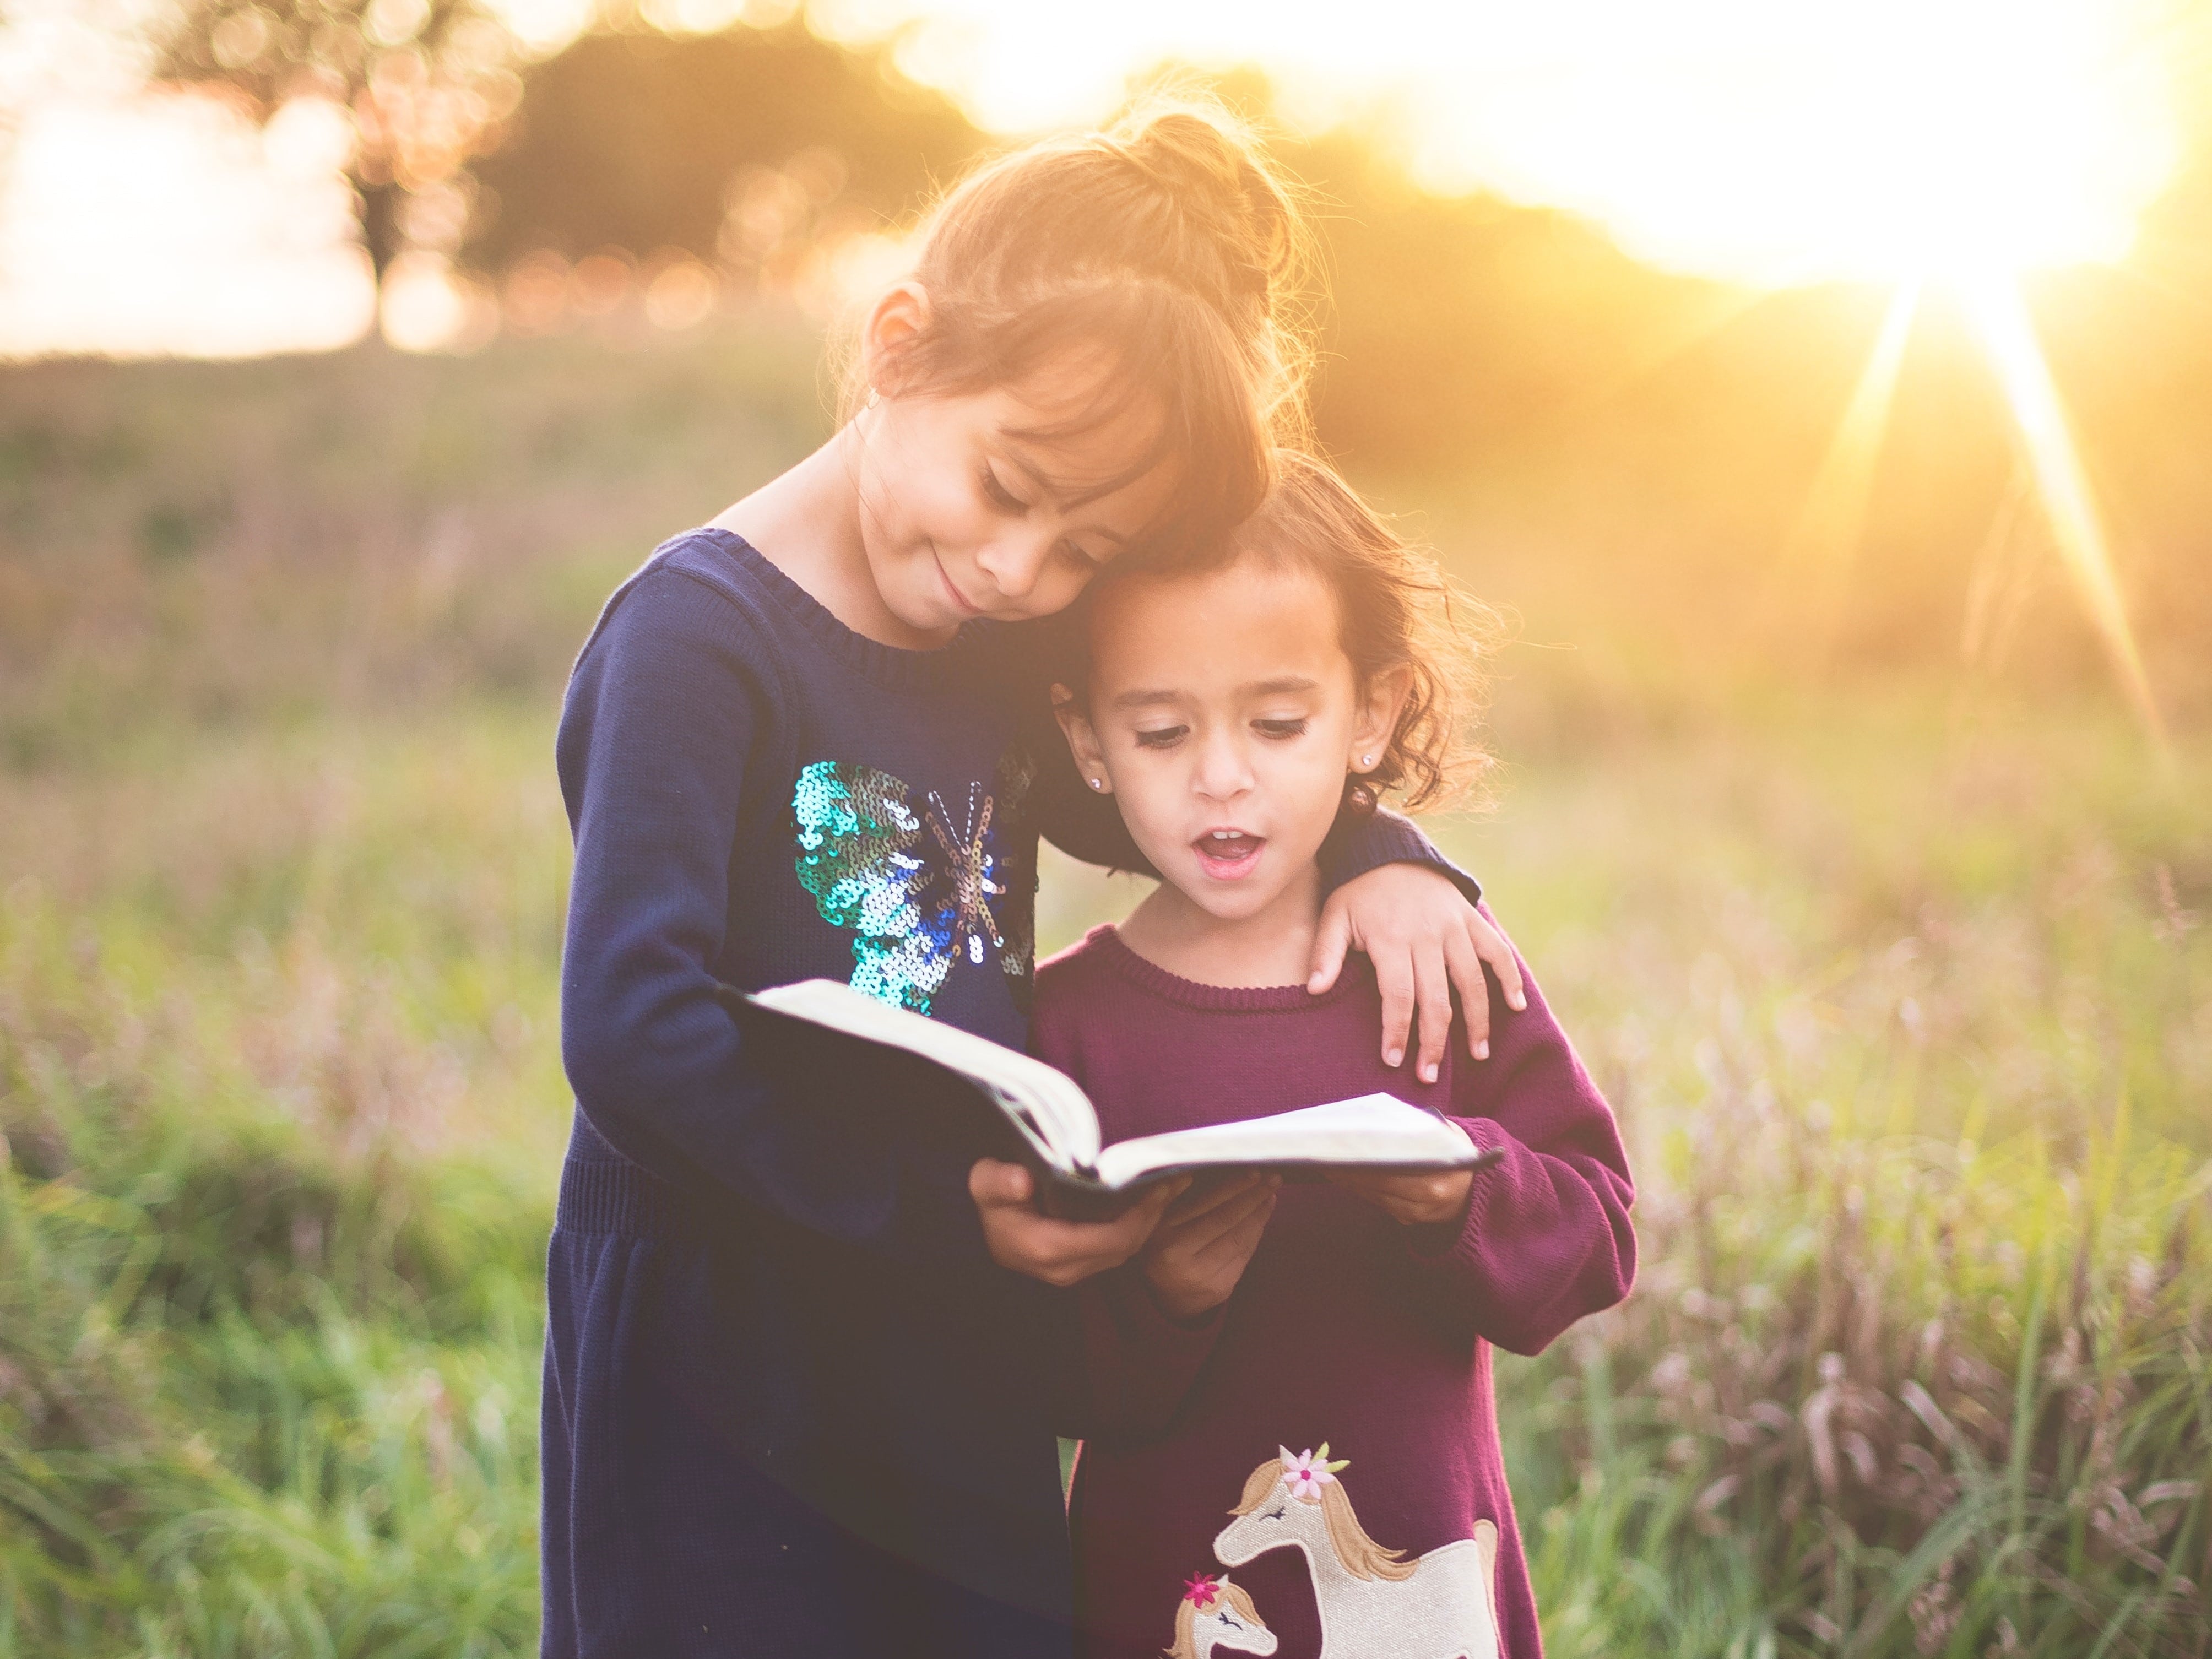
[1192,829,1265,877]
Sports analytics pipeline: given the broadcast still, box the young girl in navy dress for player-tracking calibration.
[1037,454,1638,1659]
[545,110,1528,1657]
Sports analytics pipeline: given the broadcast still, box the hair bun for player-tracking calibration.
[1110,102,1305,318]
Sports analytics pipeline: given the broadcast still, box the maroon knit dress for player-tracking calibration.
[1034,917,1635,1659]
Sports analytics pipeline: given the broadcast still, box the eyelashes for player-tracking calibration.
[1129,718,1309,751]
[982,465,1097,571]
[979,464,1027,512]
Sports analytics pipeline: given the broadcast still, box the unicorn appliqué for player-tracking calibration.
[1210,1446,1500,1659]
[1165,1574,1276,1658]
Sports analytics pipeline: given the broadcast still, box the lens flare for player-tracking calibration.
[1783,281,1921,631]
[1955,274,2166,747]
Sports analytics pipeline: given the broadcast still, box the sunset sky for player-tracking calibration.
[0,0,2200,356]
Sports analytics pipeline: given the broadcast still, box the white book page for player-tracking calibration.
[1091,1093,1475,1190]
[749,979,1102,1170]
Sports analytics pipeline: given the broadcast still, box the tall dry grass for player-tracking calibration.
[3,333,2207,1655]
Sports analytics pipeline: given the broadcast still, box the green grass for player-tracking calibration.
[3,335,2208,1655]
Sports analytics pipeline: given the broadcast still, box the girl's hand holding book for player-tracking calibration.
[1141,1173,1280,1322]
[969,1158,1184,1286]
[1326,1165,1476,1228]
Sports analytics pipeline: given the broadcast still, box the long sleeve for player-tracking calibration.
[1402,906,1636,1354]
[557,567,986,1266]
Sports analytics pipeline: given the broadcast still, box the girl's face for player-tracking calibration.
[1060,556,1405,928]
[852,311,1180,645]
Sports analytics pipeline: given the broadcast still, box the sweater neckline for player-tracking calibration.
[691,527,988,691]
[1083,924,1359,1012]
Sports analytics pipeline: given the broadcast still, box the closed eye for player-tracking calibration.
[1132,725,1188,750]
[1254,718,1307,740]
[1054,539,1100,572]
[980,465,1028,513]
[1263,1506,1286,1521]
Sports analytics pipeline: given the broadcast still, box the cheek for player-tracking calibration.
[1258,736,1354,820]
[866,421,976,541]
[1107,752,1191,836]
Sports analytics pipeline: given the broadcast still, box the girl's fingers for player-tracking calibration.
[1197,1180,1278,1240]
[1306,898,1353,995]
[1371,942,1417,1070]
[1441,925,1492,1061]
[1161,1180,1275,1252]
[968,1158,1034,1206]
[1162,1172,1265,1227]
[1117,1178,1181,1238]
[1188,1191,1276,1272]
[1469,911,1526,1013]
[1411,939,1454,1083]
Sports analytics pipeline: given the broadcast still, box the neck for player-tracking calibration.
[1118,860,1324,989]
[711,419,954,650]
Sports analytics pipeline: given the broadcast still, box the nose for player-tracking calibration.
[974,528,1056,603]
[1191,727,1254,803]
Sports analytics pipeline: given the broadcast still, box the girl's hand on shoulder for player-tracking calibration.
[968,1159,1182,1287]
[1327,1167,1474,1228]
[1310,866,1526,1083]
[1141,1173,1278,1322]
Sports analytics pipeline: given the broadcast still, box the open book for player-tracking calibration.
[717,978,1500,1220]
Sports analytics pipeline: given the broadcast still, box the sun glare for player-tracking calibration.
[834,0,2188,288]
[1957,275,2167,745]
[1783,281,1920,621]
[1401,0,2184,288]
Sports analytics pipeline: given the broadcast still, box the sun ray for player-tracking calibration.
[1781,280,1921,638]
[1956,273,2166,751]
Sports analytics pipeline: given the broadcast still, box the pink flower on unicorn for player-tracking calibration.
[1281,1444,1349,1502]
[1216,1445,1501,1659]
[1165,1574,1275,1659]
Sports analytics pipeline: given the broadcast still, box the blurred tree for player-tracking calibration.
[154,0,523,282]
[460,20,982,279]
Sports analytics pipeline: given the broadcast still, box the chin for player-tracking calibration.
[1183,880,1285,922]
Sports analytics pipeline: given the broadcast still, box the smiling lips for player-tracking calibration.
[934,551,985,619]
[1193,828,1265,878]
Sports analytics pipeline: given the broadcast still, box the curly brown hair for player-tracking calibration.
[1213,452,1498,815]
[1065,451,1497,815]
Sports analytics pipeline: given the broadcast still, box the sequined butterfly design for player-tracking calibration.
[790,750,1036,1017]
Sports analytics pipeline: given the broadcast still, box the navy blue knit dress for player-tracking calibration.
[543,529,1471,1658]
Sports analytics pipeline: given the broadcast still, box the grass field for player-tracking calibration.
[2,332,2206,1657]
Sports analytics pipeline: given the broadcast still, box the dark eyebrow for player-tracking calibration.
[1109,676,1319,711]
[1109,688,1186,711]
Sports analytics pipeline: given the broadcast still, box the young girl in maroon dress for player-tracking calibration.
[1034,453,1638,1659]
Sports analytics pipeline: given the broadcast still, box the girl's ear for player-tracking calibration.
[1051,682,1113,795]
[859,282,931,399]
[1349,664,1413,774]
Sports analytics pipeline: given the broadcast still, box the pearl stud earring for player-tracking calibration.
[1360,753,1375,768]
[1088,778,1104,790]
